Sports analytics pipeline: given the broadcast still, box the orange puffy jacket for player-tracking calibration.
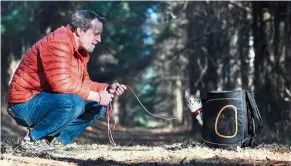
[8,25,108,103]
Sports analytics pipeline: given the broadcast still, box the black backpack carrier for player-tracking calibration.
[201,90,263,149]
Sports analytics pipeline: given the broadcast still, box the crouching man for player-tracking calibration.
[7,10,127,153]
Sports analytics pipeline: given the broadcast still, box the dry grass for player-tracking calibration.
[1,141,291,166]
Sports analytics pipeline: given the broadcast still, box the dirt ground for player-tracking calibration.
[1,114,291,166]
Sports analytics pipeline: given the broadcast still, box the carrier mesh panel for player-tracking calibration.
[216,107,236,136]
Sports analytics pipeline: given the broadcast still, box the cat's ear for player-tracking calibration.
[195,90,200,97]
[185,89,190,98]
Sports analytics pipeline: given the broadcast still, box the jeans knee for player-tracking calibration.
[65,94,85,116]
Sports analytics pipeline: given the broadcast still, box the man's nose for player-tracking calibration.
[95,35,101,43]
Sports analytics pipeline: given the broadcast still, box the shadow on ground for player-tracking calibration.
[1,110,198,146]
[28,154,291,166]
[2,111,291,166]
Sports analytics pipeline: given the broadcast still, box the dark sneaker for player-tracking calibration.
[20,132,55,154]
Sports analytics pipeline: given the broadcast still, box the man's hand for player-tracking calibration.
[99,90,114,106]
[108,82,127,96]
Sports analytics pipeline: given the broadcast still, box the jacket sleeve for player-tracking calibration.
[83,62,109,92]
[40,41,90,99]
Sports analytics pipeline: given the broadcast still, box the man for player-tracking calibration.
[7,10,127,153]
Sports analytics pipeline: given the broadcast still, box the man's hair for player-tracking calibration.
[69,10,105,32]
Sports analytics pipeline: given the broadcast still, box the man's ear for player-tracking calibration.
[75,27,83,37]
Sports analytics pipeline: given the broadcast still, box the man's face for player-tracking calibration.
[79,18,103,53]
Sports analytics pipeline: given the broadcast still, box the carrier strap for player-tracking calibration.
[241,90,263,147]
[246,90,263,130]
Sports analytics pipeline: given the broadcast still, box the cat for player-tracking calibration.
[185,89,203,126]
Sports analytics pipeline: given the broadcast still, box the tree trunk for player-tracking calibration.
[252,2,269,122]
[185,1,205,131]
[239,2,252,89]
[173,79,183,124]
[285,3,291,119]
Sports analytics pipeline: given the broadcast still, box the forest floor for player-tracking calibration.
[1,114,291,166]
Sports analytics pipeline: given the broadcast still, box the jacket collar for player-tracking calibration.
[65,25,77,52]
[65,25,89,61]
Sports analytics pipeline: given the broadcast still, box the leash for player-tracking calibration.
[106,102,117,146]
[125,85,176,120]
[106,85,181,146]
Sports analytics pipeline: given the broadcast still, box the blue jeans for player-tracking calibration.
[8,92,106,144]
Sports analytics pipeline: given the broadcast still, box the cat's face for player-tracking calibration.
[185,89,203,112]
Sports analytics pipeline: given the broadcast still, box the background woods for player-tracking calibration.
[1,1,291,144]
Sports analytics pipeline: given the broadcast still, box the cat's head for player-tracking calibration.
[185,89,202,112]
